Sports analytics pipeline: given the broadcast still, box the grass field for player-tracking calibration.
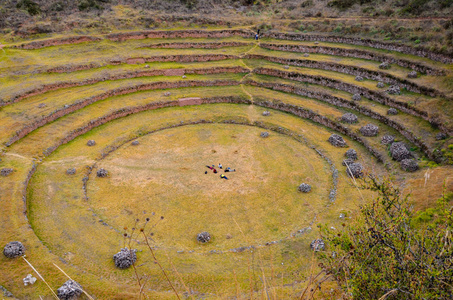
[0,28,452,299]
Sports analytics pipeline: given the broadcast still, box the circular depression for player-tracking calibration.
[85,123,331,249]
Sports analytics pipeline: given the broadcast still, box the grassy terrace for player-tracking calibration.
[0,29,451,299]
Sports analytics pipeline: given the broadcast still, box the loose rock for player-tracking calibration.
[86,140,96,146]
[298,183,311,193]
[328,134,347,147]
[57,280,83,300]
[436,132,447,140]
[360,124,379,137]
[197,232,211,243]
[163,91,171,96]
[355,75,364,82]
[131,140,139,146]
[387,85,401,95]
[346,162,364,178]
[310,239,325,251]
[387,108,398,115]
[377,82,385,88]
[390,142,412,161]
[38,103,47,108]
[1,168,13,176]
[303,53,309,57]
[345,149,358,160]
[408,71,418,78]
[381,135,395,145]
[283,65,289,69]
[260,132,269,138]
[400,159,419,172]
[66,168,76,175]
[342,158,355,166]
[23,274,37,286]
[3,241,25,258]
[379,62,390,69]
[341,113,358,124]
[182,75,187,79]
[352,94,361,101]
[262,111,270,116]
[96,168,108,178]
[113,248,137,269]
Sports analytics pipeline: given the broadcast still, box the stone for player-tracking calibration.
[314,41,319,44]
[342,158,355,166]
[379,62,390,69]
[163,91,171,96]
[408,71,418,78]
[346,162,364,178]
[387,85,401,95]
[360,124,379,137]
[182,75,187,79]
[310,239,325,251]
[262,111,270,116]
[197,232,211,243]
[144,64,150,68]
[390,142,412,161]
[381,135,395,145]
[328,134,347,147]
[298,183,311,193]
[131,140,139,146]
[345,149,358,160]
[377,82,385,88]
[400,159,419,172]
[341,113,358,124]
[355,75,364,82]
[339,213,346,219]
[387,108,398,115]
[352,93,361,101]
[23,274,37,286]
[86,140,96,146]
[66,168,76,175]
[283,65,289,69]
[260,132,269,138]
[1,168,13,176]
[57,280,83,300]
[113,248,137,269]
[38,103,47,108]
[303,53,309,57]
[96,168,108,178]
[436,132,447,140]
[3,241,25,258]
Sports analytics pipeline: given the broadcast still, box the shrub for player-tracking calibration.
[319,176,453,299]
[16,0,40,16]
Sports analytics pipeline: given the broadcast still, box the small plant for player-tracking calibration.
[318,175,453,299]
[123,216,182,299]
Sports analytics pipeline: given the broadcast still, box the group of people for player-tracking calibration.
[205,163,236,180]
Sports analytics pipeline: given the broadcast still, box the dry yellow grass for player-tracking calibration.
[0,27,451,299]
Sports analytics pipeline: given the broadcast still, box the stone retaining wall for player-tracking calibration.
[252,97,385,163]
[247,54,443,98]
[254,67,429,119]
[264,32,453,64]
[247,80,439,162]
[260,43,445,76]
[7,80,240,146]
[4,66,248,105]
[141,42,251,49]
[13,36,102,50]
[106,29,251,41]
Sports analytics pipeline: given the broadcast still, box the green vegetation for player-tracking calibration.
[319,176,453,299]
